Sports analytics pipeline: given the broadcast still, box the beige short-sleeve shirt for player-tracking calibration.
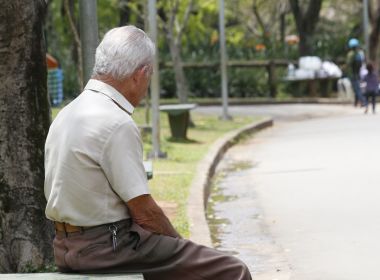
[44,79,149,226]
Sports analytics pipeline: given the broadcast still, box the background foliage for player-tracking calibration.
[45,0,363,100]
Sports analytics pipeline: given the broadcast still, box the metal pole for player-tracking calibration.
[79,0,98,84]
[148,0,165,158]
[218,0,231,120]
[363,0,370,57]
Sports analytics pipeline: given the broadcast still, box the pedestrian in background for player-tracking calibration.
[345,38,366,107]
[363,62,378,114]
[47,54,64,107]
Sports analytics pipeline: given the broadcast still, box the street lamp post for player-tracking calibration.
[218,0,231,120]
[79,0,98,84]
[148,0,165,158]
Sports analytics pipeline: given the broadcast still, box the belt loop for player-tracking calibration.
[63,223,68,237]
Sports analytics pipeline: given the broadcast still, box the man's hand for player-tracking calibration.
[127,194,181,238]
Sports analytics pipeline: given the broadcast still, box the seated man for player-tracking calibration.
[44,25,252,280]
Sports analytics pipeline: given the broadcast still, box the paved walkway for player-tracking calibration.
[195,104,355,122]
[205,104,379,280]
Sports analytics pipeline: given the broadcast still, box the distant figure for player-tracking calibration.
[345,38,366,107]
[46,54,64,106]
[363,62,378,114]
[47,67,64,106]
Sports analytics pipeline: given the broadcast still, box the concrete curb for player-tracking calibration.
[149,98,354,107]
[4,118,273,279]
[187,117,274,247]
[0,273,143,279]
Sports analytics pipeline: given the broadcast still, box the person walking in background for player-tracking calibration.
[345,38,366,107]
[363,62,378,114]
[47,54,64,106]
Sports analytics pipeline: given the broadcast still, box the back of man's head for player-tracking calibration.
[93,25,155,81]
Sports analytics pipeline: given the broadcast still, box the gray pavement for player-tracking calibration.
[195,104,356,122]
[206,104,379,280]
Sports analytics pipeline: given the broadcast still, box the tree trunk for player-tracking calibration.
[0,0,54,272]
[280,12,286,48]
[64,0,84,89]
[369,0,380,68]
[119,0,145,29]
[298,30,311,56]
[168,39,190,103]
[158,0,193,104]
[289,0,323,56]
[119,0,131,26]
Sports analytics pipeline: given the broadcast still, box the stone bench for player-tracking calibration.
[159,104,197,139]
[0,273,143,279]
[283,76,338,97]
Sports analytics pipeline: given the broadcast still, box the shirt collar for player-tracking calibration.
[84,79,135,114]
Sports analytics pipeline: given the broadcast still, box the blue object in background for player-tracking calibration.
[48,68,64,106]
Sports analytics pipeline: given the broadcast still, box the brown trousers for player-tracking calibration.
[53,219,252,280]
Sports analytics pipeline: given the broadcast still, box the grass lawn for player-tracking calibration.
[51,106,258,237]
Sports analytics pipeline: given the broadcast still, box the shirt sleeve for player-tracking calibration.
[100,120,150,202]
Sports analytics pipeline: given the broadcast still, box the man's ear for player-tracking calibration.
[132,67,147,83]
[140,65,151,77]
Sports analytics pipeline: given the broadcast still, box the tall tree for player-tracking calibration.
[158,0,194,103]
[119,0,145,29]
[368,0,380,67]
[63,0,84,89]
[289,0,324,55]
[0,0,53,272]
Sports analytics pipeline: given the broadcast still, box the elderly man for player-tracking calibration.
[44,25,251,279]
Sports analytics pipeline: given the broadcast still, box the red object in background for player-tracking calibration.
[46,53,58,69]
[285,35,300,45]
[255,44,266,51]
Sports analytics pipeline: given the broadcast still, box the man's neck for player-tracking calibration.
[92,75,138,106]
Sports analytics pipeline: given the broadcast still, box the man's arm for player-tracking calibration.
[127,194,182,238]
[343,52,351,74]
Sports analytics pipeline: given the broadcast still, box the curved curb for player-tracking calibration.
[187,117,274,247]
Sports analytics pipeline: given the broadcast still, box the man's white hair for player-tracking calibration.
[93,25,155,80]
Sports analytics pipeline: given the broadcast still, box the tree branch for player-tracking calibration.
[177,0,194,40]
[252,0,269,36]
[368,0,374,23]
[157,5,169,33]
[63,0,83,89]
[289,0,303,32]
[168,0,179,33]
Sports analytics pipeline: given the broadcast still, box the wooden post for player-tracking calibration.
[267,60,277,98]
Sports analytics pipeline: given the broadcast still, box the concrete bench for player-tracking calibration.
[0,273,143,279]
[283,76,338,97]
[159,104,197,139]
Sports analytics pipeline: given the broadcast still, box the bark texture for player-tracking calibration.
[159,0,194,103]
[289,0,323,56]
[369,0,380,68]
[0,0,54,272]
